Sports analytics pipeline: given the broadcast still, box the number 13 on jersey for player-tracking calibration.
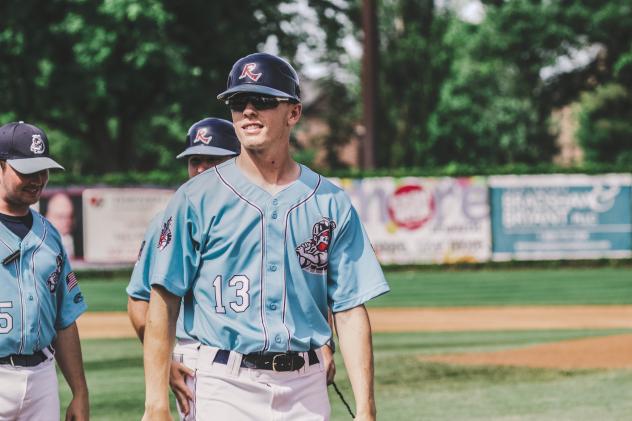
[212,275,250,313]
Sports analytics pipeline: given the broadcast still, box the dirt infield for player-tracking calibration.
[421,334,632,369]
[77,306,632,369]
[367,306,632,332]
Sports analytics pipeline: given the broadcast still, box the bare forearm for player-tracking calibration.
[54,322,89,397]
[144,286,179,411]
[128,297,149,343]
[334,305,376,419]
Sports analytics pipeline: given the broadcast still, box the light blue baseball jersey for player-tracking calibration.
[0,210,87,356]
[150,159,389,354]
[126,211,191,341]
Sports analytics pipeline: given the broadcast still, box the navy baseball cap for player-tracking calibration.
[217,53,301,102]
[177,118,241,159]
[0,121,64,174]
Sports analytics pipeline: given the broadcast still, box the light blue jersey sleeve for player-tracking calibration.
[327,205,390,313]
[150,187,204,297]
[55,246,87,329]
[126,212,164,301]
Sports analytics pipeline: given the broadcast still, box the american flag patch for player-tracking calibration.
[66,272,78,291]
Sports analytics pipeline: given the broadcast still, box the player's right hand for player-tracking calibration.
[169,360,195,415]
[321,344,336,385]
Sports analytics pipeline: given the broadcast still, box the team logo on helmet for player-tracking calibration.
[296,217,337,274]
[47,254,64,293]
[157,217,173,251]
[194,128,212,145]
[239,63,262,82]
[30,134,45,154]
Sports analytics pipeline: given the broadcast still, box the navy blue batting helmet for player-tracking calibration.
[217,53,301,102]
[177,118,240,159]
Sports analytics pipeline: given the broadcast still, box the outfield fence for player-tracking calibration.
[38,173,632,266]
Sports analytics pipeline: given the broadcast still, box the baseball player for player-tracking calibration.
[142,53,389,421]
[0,122,89,421]
[127,117,241,418]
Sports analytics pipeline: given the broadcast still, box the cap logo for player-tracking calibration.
[30,134,45,155]
[194,128,212,145]
[239,63,262,82]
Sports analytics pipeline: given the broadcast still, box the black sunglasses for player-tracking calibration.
[225,95,292,112]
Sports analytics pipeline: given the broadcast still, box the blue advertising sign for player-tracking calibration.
[490,174,632,260]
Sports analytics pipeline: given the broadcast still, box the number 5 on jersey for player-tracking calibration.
[0,302,13,334]
[212,275,250,313]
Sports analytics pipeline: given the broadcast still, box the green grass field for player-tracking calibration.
[80,267,632,311]
[59,267,632,420]
[59,329,632,420]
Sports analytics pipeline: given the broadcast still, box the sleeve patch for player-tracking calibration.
[157,217,173,251]
[66,271,78,291]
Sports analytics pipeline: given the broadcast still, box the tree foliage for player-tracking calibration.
[0,0,630,173]
[576,83,632,165]
[375,0,632,168]
[0,0,347,174]
[374,0,453,167]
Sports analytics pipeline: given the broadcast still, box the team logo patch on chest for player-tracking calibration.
[295,217,337,274]
[47,254,64,293]
[157,217,173,251]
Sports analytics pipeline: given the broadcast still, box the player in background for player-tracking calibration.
[0,121,89,421]
[127,117,240,418]
[142,53,388,421]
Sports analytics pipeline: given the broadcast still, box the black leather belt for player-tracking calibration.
[213,349,319,372]
[0,349,49,367]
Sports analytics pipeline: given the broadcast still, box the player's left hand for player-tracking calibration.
[321,344,336,385]
[65,393,89,421]
[169,360,195,415]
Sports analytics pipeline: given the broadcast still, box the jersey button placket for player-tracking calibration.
[264,197,287,350]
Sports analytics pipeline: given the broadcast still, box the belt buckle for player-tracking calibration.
[9,355,15,367]
[272,353,291,372]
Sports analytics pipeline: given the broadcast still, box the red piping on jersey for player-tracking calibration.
[282,174,322,351]
[215,166,270,352]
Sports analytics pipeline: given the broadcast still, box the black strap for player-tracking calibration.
[213,349,318,372]
[0,349,48,367]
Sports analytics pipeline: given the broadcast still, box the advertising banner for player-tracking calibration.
[333,177,491,264]
[490,174,632,260]
[82,188,175,263]
[39,188,85,262]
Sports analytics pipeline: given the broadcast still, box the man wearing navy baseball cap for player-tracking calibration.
[0,121,89,421]
[0,121,64,175]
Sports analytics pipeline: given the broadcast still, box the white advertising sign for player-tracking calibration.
[332,177,491,264]
[83,188,175,263]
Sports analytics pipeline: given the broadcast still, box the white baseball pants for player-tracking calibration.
[177,346,330,421]
[0,356,59,421]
